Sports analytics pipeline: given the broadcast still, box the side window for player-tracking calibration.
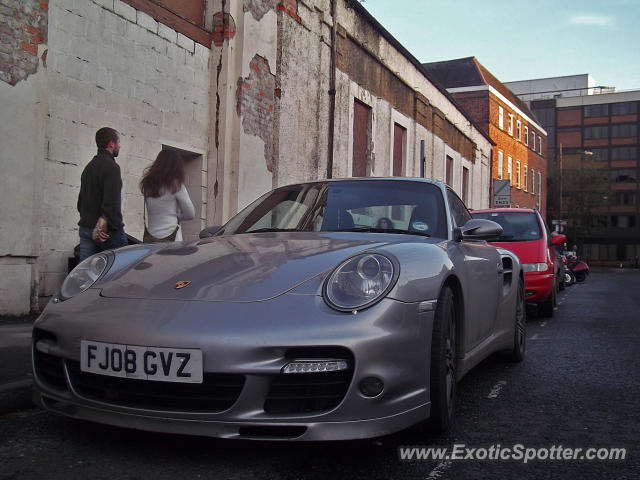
[447,189,472,228]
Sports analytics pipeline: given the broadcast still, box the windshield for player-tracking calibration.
[472,211,542,241]
[217,180,447,239]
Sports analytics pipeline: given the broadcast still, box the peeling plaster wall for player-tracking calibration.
[236,5,277,209]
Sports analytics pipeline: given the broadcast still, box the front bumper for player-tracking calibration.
[32,290,434,441]
[524,272,554,303]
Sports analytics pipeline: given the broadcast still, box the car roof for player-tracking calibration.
[280,177,445,189]
[472,207,537,214]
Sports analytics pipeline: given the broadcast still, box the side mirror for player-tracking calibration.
[550,233,567,246]
[199,226,221,239]
[455,219,503,242]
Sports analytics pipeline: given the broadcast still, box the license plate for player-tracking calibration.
[80,340,203,383]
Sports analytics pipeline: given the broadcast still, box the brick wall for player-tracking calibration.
[488,94,548,214]
[0,0,48,86]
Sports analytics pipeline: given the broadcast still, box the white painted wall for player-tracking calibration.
[1,0,212,311]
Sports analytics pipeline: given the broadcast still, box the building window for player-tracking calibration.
[590,147,610,161]
[497,151,504,180]
[611,102,638,116]
[523,165,528,191]
[538,136,542,155]
[352,99,371,177]
[611,147,636,161]
[462,167,469,204]
[446,155,454,186]
[507,156,513,185]
[516,161,521,188]
[508,113,514,135]
[531,168,535,194]
[584,126,609,139]
[516,120,521,141]
[524,126,529,146]
[499,106,504,129]
[393,123,406,176]
[584,104,609,118]
[611,169,638,183]
[531,132,536,150]
[614,192,637,205]
[611,124,637,138]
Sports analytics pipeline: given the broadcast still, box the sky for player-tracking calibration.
[359,0,640,91]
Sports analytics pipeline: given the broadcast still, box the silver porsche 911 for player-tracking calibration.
[33,178,525,441]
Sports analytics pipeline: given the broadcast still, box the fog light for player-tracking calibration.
[359,377,384,397]
[525,290,535,298]
[282,360,348,374]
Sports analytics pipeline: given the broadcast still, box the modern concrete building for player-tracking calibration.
[505,75,640,264]
[423,57,548,215]
[0,0,492,314]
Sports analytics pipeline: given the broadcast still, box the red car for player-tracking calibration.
[471,208,566,317]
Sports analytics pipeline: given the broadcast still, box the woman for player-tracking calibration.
[140,149,195,242]
[376,217,394,229]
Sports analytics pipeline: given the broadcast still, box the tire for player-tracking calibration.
[425,286,457,433]
[538,281,556,318]
[565,270,576,286]
[508,280,526,362]
[558,272,565,291]
[575,271,586,283]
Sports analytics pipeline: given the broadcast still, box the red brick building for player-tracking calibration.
[423,57,548,216]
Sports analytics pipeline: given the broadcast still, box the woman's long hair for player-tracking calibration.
[140,149,186,198]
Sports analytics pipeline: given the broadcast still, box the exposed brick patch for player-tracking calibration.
[277,0,300,22]
[243,0,276,22]
[0,0,48,85]
[236,55,276,172]
[212,12,236,47]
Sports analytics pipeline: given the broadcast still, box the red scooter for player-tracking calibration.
[566,254,589,283]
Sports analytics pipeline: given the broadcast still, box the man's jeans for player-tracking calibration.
[78,226,127,262]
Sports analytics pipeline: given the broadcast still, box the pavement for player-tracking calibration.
[0,314,37,414]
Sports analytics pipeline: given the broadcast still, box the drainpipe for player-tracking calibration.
[326,0,337,179]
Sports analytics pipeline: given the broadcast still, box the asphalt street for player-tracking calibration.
[1,269,638,479]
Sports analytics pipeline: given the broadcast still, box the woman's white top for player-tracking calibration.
[145,184,195,241]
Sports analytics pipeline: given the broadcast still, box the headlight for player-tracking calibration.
[59,253,110,300]
[522,262,549,273]
[324,253,396,311]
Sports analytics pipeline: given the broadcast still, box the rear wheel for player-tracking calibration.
[574,271,586,283]
[508,280,526,362]
[425,286,457,433]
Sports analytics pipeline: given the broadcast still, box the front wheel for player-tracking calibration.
[508,280,526,362]
[538,281,556,318]
[425,286,457,433]
[574,271,586,283]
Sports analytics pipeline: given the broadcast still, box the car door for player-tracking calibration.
[446,190,501,352]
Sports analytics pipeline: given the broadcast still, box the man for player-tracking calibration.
[77,127,127,261]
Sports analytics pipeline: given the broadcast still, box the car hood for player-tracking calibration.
[99,232,419,302]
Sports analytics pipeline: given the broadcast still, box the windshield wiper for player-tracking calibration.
[496,234,515,240]
[332,226,431,237]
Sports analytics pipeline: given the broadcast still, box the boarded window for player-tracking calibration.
[462,167,469,204]
[353,100,371,177]
[393,123,406,177]
[446,155,454,186]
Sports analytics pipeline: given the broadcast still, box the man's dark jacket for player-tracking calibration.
[77,149,124,233]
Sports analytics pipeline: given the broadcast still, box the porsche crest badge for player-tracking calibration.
[174,281,191,289]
